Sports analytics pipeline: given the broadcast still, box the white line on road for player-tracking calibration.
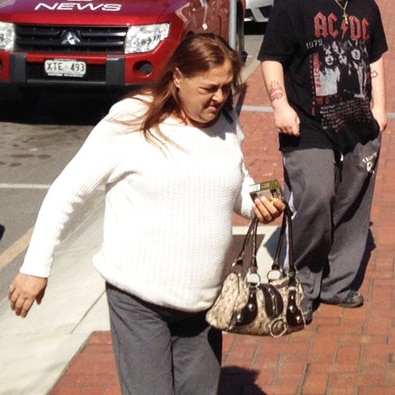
[0,228,33,271]
[0,183,50,190]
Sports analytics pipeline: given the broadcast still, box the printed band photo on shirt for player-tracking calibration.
[311,11,372,133]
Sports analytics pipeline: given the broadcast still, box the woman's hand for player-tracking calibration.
[253,196,286,223]
[9,273,48,318]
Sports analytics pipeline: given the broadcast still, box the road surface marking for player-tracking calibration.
[0,228,33,270]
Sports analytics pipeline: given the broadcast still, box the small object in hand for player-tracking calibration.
[249,179,283,201]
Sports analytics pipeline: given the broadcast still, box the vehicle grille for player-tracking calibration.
[15,24,128,53]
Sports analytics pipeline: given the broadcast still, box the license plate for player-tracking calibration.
[44,59,86,77]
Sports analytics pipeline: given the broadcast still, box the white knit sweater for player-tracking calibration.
[20,97,255,312]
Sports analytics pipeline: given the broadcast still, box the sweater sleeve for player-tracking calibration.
[232,112,255,218]
[233,163,255,219]
[19,100,132,277]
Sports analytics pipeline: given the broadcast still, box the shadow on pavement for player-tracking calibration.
[352,226,376,290]
[219,366,267,395]
[0,92,123,126]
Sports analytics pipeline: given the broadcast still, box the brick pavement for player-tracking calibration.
[51,1,395,393]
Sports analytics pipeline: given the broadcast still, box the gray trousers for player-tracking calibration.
[282,134,381,303]
[106,283,222,395]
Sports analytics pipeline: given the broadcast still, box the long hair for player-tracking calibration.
[129,33,243,147]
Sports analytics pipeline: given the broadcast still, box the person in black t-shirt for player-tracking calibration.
[258,0,388,324]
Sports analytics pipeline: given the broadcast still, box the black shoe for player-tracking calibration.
[302,306,313,325]
[301,299,313,325]
[324,290,364,308]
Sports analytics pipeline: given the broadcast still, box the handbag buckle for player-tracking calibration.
[269,317,288,338]
[245,269,261,286]
[267,269,283,281]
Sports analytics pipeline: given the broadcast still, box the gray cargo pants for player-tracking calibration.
[282,133,381,304]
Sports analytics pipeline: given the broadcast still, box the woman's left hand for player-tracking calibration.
[9,273,48,318]
[253,196,286,223]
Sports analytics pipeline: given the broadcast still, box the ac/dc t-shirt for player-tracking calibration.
[258,0,388,153]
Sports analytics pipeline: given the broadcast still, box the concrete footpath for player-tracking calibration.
[2,0,395,393]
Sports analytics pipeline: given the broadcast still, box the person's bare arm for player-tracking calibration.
[261,60,300,136]
[370,56,387,132]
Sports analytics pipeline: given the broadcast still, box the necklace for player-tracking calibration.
[334,0,349,26]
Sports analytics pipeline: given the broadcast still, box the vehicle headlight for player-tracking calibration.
[124,23,170,54]
[0,22,15,51]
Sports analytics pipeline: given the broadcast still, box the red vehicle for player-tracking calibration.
[0,0,245,100]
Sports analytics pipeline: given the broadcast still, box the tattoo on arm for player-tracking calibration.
[268,81,284,101]
[371,70,379,78]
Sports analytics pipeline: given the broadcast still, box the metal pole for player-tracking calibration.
[229,0,237,49]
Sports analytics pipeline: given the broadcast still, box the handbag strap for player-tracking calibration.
[271,206,297,281]
[232,205,296,282]
[232,215,259,269]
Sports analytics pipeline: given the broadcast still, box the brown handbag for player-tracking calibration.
[206,207,306,337]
